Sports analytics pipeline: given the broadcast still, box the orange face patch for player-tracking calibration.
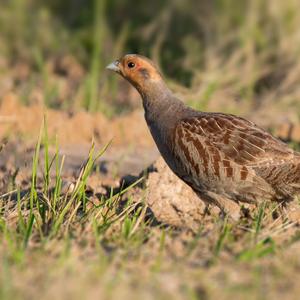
[120,55,162,83]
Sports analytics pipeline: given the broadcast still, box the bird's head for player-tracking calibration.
[106,54,164,95]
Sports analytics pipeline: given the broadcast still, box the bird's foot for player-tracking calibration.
[202,191,241,222]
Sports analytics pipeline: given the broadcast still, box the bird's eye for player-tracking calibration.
[127,62,135,68]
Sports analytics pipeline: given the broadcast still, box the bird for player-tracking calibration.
[106,54,300,216]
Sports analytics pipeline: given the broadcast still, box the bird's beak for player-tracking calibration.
[106,60,121,73]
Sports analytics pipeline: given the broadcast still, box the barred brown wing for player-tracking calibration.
[173,114,299,202]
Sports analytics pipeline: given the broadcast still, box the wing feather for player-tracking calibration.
[179,113,295,167]
[172,113,300,202]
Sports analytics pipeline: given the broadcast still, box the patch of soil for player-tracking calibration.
[0,93,153,147]
[146,157,206,230]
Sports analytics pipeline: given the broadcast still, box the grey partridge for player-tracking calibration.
[107,54,300,215]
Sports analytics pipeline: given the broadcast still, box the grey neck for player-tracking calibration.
[138,80,185,123]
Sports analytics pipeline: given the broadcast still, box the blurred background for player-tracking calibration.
[0,0,300,143]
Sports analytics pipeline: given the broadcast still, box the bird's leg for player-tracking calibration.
[278,202,288,222]
[203,204,211,217]
[277,200,300,223]
[194,189,220,218]
[200,191,241,221]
